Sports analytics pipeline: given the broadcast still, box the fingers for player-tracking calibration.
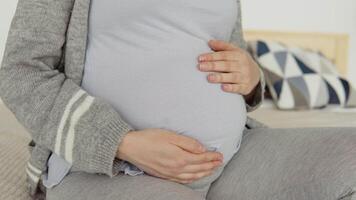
[147,162,218,184]
[175,170,215,182]
[198,61,240,72]
[184,150,223,165]
[169,134,206,154]
[181,160,223,173]
[199,51,240,62]
[145,168,194,184]
[207,39,240,51]
[207,72,245,84]
[221,83,250,95]
[202,72,251,94]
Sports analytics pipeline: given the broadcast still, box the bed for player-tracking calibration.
[244,30,356,128]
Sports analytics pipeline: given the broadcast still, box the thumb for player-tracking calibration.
[170,134,206,154]
[208,39,239,51]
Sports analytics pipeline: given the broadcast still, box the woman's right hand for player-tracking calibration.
[116,128,224,184]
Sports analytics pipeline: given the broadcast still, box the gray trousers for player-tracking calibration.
[46,127,356,200]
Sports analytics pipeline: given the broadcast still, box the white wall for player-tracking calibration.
[0,0,355,84]
[0,0,17,65]
[241,0,356,85]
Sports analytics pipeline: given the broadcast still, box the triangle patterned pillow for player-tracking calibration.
[247,40,325,109]
[290,47,356,107]
[248,40,356,109]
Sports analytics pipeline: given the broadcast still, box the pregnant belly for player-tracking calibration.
[82,38,247,163]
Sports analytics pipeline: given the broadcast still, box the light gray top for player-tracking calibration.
[82,0,247,166]
[0,0,265,195]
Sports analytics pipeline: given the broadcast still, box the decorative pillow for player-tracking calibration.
[290,48,356,107]
[248,40,329,109]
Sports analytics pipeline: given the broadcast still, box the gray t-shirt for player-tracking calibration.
[82,0,246,171]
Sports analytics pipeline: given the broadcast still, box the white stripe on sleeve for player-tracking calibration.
[64,95,95,164]
[27,162,42,175]
[54,89,86,155]
[25,168,40,184]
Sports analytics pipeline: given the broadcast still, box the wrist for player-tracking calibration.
[244,81,259,102]
[116,130,137,161]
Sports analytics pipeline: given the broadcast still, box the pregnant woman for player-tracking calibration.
[1,0,356,200]
[81,0,250,192]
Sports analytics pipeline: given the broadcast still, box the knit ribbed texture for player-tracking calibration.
[85,114,135,176]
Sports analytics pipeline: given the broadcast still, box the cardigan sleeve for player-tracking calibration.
[230,0,266,112]
[0,0,135,177]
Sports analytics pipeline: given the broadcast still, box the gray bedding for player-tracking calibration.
[1,102,356,200]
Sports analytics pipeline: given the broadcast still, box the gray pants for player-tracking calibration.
[46,127,356,200]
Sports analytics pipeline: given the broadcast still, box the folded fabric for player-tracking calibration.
[42,153,72,189]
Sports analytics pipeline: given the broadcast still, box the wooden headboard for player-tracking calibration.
[244,30,350,76]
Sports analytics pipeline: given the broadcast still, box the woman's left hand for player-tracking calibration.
[197,39,261,97]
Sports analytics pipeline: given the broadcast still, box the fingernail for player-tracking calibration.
[199,56,205,62]
[208,74,216,81]
[222,84,231,91]
[199,63,208,70]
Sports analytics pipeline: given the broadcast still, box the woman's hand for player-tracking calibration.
[117,129,224,184]
[197,39,261,97]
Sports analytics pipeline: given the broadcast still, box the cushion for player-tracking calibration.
[248,40,329,109]
[248,40,356,109]
[290,48,356,107]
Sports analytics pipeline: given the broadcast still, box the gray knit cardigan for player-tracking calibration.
[0,0,266,198]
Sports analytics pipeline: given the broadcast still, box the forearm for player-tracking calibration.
[0,0,135,177]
